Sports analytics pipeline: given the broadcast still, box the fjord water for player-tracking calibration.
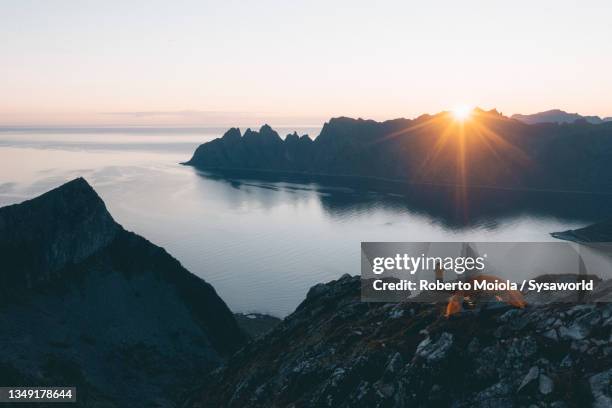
[2,130,611,317]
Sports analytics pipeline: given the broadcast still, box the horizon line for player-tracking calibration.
[2,107,612,130]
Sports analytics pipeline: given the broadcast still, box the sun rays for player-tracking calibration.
[377,108,533,220]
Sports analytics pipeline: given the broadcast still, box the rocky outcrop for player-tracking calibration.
[185,125,314,173]
[184,109,612,193]
[0,178,247,407]
[186,275,612,408]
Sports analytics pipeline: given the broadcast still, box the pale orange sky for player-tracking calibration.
[2,0,612,127]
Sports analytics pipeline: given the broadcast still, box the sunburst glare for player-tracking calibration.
[451,105,473,121]
[376,106,532,221]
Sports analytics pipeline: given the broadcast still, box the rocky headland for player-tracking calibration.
[185,109,612,193]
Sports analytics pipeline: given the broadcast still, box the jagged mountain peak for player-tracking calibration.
[0,177,111,223]
[0,179,247,406]
[259,123,274,133]
[0,178,119,288]
[222,127,242,140]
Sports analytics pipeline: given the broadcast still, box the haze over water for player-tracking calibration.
[2,129,610,316]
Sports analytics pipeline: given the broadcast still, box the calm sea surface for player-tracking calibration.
[1,129,610,316]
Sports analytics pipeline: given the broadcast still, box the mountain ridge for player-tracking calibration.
[512,109,612,125]
[0,178,247,407]
[184,109,612,193]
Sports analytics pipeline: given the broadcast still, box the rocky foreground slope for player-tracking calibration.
[184,109,612,193]
[0,178,247,407]
[185,275,612,408]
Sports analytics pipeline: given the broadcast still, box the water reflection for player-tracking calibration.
[193,169,612,229]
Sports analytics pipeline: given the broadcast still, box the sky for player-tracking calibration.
[1,0,612,127]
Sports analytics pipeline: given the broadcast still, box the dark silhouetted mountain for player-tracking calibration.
[551,219,612,243]
[184,109,612,193]
[512,109,611,125]
[185,274,612,407]
[0,178,247,407]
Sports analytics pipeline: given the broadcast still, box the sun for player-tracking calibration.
[451,105,473,121]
